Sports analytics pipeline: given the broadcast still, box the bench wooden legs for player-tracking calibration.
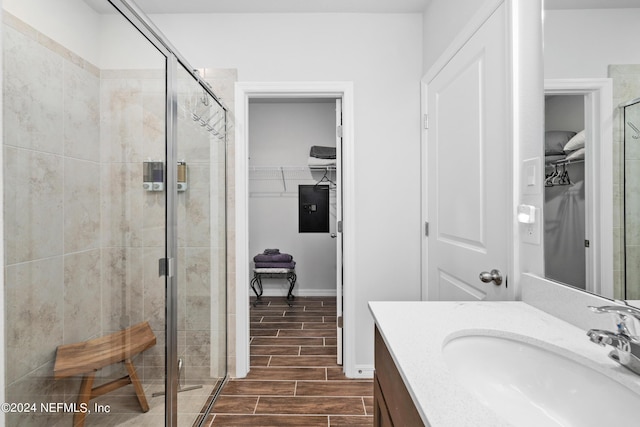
[72,359,149,427]
[73,372,95,427]
[124,358,150,412]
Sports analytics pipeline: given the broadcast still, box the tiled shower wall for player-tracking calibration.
[3,12,102,426]
[611,64,640,300]
[99,68,168,383]
[3,12,235,426]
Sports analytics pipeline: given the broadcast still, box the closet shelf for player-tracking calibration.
[249,166,336,193]
[249,165,335,172]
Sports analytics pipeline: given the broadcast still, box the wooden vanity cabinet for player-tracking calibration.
[374,326,425,427]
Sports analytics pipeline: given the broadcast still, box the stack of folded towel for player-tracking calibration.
[253,249,296,269]
[308,145,336,167]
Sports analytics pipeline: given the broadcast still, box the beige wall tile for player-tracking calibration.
[6,257,64,384]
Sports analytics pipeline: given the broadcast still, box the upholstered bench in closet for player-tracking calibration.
[251,249,296,307]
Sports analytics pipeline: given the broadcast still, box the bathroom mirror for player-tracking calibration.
[543,0,640,301]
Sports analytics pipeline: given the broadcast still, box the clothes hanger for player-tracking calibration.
[314,168,335,188]
[545,164,559,187]
[558,163,572,185]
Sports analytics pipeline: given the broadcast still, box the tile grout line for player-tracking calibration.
[253,396,260,414]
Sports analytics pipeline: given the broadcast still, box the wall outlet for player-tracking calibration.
[522,216,541,245]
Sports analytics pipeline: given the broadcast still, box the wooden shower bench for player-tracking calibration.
[54,321,156,427]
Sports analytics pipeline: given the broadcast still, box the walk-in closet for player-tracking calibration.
[248,98,340,309]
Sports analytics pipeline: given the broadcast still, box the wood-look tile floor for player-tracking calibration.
[206,296,373,426]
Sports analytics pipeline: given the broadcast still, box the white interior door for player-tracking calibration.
[426,4,510,301]
[335,98,344,365]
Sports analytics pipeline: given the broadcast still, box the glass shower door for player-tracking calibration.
[2,1,170,425]
[174,65,228,426]
[3,0,228,425]
[624,99,640,299]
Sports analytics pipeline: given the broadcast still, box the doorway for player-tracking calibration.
[543,79,613,298]
[234,82,355,378]
[248,97,338,303]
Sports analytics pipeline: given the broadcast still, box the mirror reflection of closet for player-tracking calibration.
[544,95,586,290]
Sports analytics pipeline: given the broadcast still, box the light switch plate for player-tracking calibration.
[522,157,542,195]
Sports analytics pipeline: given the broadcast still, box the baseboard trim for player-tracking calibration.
[349,365,374,379]
[257,287,337,297]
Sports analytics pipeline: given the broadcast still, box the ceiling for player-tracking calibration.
[87,0,640,15]
[89,0,430,14]
[546,0,640,9]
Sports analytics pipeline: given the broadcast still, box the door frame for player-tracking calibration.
[544,78,613,298]
[234,81,355,378]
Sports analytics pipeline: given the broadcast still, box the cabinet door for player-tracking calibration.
[374,375,394,427]
[374,327,424,426]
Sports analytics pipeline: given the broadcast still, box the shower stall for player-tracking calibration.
[624,98,640,300]
[2,0,229,426]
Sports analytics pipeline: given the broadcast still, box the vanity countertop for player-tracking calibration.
[369,301,640,427]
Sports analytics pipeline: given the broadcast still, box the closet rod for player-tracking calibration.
[555,158,584,166]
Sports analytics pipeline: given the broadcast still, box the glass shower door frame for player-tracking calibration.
[622,97,640,299]
[165,54,180,427]
[107,1,228,426]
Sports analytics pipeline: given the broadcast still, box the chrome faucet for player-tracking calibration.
[587,304,640,375]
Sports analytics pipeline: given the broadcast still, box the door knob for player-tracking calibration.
[331,233,337,238]
[479,269,503,286]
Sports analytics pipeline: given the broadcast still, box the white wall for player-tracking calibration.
[146,12,423,370]
[2,0,166,70]
[545,95,584,132]
[544,8,640,79]
[3,0,101,66]
[249,101,336,167]
[422,0,485,73]
[98,14,167,70]
[249,101,337,295]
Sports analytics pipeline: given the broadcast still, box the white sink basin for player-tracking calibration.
[442,332,640,427]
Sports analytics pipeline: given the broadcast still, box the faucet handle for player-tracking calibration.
[589,304,640,336]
